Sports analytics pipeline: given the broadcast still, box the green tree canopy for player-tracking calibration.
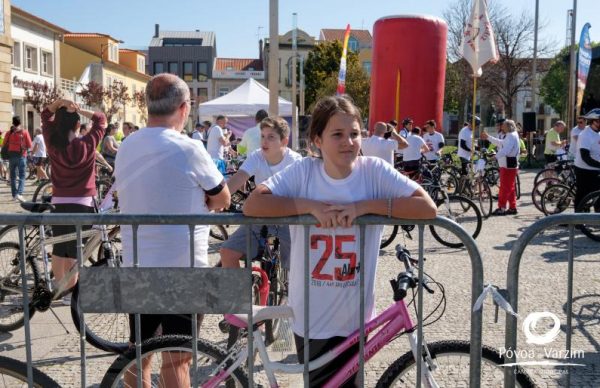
[304,40,370,118]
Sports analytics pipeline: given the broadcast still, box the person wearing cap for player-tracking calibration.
[543,121,567,165]
[574,112,600,211]
[569,116,587,160]
[361,121,408,165]
[457,116,480,174]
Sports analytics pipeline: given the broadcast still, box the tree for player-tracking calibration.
[23,81,63,114]
[78,81,131,123]
[133,90,148,125]
[303,40,370,117]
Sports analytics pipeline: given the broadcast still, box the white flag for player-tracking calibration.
[460,0,499,77]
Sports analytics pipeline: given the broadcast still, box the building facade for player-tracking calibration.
[148,24,216,128]
[212,58,264,98]
[0,0,12,132]
[10,5,65,133]
[319,28,372,76]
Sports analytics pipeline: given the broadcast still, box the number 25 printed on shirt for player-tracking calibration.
[311,234,358,282]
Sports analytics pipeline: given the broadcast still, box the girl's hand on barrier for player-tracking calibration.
[327,203,360,228]
[311,202,340,229]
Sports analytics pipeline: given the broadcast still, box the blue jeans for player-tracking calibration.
[9,155,26,197]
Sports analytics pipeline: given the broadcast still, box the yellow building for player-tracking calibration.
[0,1,14,131]
[319,29,372,76]
[60,33,150,127]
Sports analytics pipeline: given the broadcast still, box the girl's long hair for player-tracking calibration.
[50,107,80,151]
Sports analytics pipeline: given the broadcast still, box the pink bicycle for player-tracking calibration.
[101,245,534,387]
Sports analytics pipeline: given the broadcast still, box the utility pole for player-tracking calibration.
[567,0,577,128]
[527,0,539,167]
[300,55,305,115]
[291,13,298,150]
[268,0,279,116]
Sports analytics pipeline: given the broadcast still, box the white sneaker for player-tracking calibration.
[15,194,25,202]
[61,295,71,306]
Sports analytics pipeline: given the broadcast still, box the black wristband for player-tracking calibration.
[206,181,225,196]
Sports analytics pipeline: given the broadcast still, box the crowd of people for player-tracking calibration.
[27,70,600,386]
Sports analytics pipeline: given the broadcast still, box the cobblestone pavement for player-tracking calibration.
[0,171,598,387]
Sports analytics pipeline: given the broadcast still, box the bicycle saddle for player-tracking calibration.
[20,201,55,213]
[224,305,294,329]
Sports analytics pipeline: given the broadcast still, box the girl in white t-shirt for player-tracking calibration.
[244,96,437,387]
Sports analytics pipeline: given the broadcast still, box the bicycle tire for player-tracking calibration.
[0,242,40,332]
[31,180,52,203]
[71,226,129,354]
[576,190,600,242]
[531,177,561,213]
[380,225,399,249]
[533,167,559,187]
[376,340,534,387]
[265,266,288,344]
[515,172,521,200]
[475,179,493,218]
[209,225,229,241]
[0,224,41,246]
[101,335,249,388]
[485,167,500,199]
[430,195,482,248]
[0,355,60,387]
[541,183,573,215]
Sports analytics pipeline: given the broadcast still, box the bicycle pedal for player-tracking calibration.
[218,319,231,334]
[31,287,53,312]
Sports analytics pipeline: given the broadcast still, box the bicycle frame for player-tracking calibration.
[208,299,436,388]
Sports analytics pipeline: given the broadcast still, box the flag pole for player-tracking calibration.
[471,76,477,163]
[395,69,401,124]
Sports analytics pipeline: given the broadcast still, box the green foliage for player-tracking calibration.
[304,40,371,118]
[539,47,569,117]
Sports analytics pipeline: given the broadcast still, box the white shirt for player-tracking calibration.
[569,125,585,159]
[32,134,46,157]
[488,131,520,168]
[191,130,205,142]
[239,125,261,155]
[207,125,225,159]
[423,131,445,160]
[403,134,427,162]
[263,156,419,338]
[240,147,302,184]
[457,126,473,160]
[395,127,409,156]
[360,136,398,165]
[575,127,600,171]
[114,127,224,267]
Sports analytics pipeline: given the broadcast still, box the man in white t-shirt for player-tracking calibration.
[191,122,206,143]
[361,121,408,165]
[238,109,269,156]
[206,115,230,160]
[569,116,587,160]
[31,128,49,181]
[402,126,428,174]
[220,116,302,269]
[114,73,230,387]
[422,120,445,161]
[574,111,600,211]
[458,117,480,174]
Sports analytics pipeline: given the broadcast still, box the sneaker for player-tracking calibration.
[492,208,506,216]
[505,208,518,215]
[61,295,71,306]
[15,194,25,202]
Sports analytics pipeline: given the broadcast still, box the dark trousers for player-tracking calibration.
[294,334,359,387]
[574,167,600,211]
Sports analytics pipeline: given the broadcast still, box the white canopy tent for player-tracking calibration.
[198,78,294,117]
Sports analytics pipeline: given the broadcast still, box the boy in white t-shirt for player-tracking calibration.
[402,126,428,174]
[361,121,408,165]
[220,116,302,269]
[244,96,436,386]
[422,120,445,161]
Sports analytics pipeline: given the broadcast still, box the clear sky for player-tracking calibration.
[11,0,600,59]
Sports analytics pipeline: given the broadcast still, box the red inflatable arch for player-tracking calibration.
[368,16,448,133]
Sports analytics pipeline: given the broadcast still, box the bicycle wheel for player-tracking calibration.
[515,172,521,200]
[576,190,600,242]
[71,227,128,354]
[0,225,41,246]
[380,225,399,249]
[474,179,493,218]
[0,243,40,332]
[101,335,249,387]
[485,167,500,199]
[265,265,288,344]
[0,355,60,387]
[533,167,558,186]
[209,225,229,241]
[31,180,52,203]
[376,340,534,388]
[541,184,573,215]
[531,177,560,213]
[430,195,482,248]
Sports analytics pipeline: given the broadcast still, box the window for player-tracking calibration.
[153,62,165,74]
[24,45,38,72]
[108,43,119,62]
[197,62,208,81]
[218,87,229,97]
[197,87,208,103]
[348,37,359,52]
[137,56,145,73]
[183,62,193,81]
[168,62,178,75]
[12,41,21,69]
[41,51,53,76]
[106,75,113,86]
[362,61,371,76]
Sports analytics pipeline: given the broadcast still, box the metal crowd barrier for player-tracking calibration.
[2,212,485,387]
[504,213,600,388]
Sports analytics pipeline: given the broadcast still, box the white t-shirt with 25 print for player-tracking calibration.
[263,156,419,339]
[240,147,302,184]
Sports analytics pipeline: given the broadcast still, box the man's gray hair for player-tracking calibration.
[146,74,190,116]
[505,119,517,133]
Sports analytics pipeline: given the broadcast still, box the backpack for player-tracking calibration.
[2,129,25,159]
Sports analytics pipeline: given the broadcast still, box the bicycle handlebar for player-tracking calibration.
[390,244,433,301]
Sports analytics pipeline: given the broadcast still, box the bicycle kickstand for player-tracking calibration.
[47,307,71,335]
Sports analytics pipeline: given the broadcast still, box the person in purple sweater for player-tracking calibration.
[42,99,107,305]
